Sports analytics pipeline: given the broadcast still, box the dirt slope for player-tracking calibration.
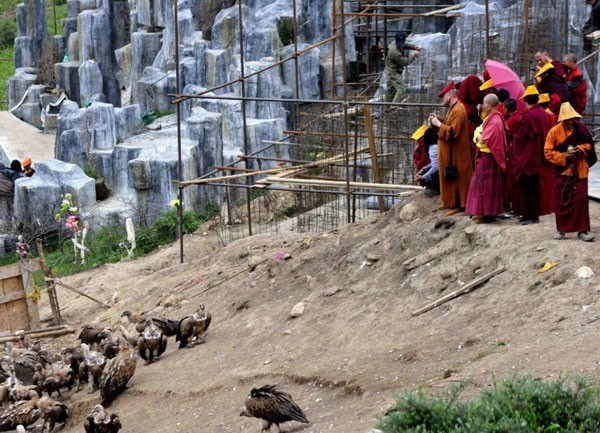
[32,192,600,433]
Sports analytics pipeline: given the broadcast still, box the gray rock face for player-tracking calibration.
[129,32,163,107]
[55,61,81,108]
[78,60,104,105]
[78,9,122,107]
[281,44,321,100]
[11,84,45,128]
[211,4,254,64]
[137,67,176,113]
[14,37,34,70]
[7,67,37,111]
[13,160,96,232]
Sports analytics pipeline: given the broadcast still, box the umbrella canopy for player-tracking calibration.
[484,59,525,100]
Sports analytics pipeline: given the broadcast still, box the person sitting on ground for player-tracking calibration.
[0,160,25,196]
[544,102,595,242]
[21,158,35,177]
[415,128,440,195]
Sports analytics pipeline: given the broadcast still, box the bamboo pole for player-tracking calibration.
[257,176,424,191]
[363,105,385,213]
[53,279,111,308]
[411,266,506,316]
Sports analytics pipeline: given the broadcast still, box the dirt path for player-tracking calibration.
[0,111,55,166]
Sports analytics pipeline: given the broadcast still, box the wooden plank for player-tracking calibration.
[0,292,26,304]
[21,262,40,330]
[412,266,506,316]
[0,263,23,280]
[363,105,385,213]
[0,326,75,344]
[3,276,29,333]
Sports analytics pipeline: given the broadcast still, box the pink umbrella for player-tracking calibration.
[484,59,525,100]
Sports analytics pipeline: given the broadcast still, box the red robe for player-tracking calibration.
[465,111,507,217]
[565,65,587,114]
[504,111,523,208]
[511,105,549,219]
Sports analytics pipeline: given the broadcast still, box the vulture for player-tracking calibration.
[0,390,41,431]
[240,385,309,433]
[175,304,212,349]
[137,320,168,364]
[83,404,122,433]
[100,333,121,359]
[79,343,106,393]
[78,325,112,350]
[121,310,179,337]
[3,342,39,384]
[37,396,69,433]
[99,345,136,405]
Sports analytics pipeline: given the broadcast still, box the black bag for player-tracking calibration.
[444,165,458,180]
[444,127,458,180]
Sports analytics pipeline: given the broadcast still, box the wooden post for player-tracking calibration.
[363,105,386,213]
[36,239,61,324]
[412,266,506,316]
[20,260,41,330]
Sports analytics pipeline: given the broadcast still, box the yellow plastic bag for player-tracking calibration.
[538,261,557,273]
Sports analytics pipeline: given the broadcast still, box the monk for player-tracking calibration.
[511,86,549,225]
[535,63,570,115]
[465,94,507,223]
[430,84,473,215]
[563,53,587,114]
[503,98,522,211]
[544,102,595,242]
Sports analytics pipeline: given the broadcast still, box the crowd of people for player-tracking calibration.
[411,51,596,242]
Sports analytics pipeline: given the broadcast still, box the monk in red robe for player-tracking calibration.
[465,94,507,222]
[563,53,587,114]
[430,84,473,215]
[511,86,549,225]
[544,102,595,241]
[503,98,522,211]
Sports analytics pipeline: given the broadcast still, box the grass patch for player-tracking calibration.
[377,375,600,433]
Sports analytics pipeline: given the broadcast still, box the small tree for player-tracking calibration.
[55,193,89,264]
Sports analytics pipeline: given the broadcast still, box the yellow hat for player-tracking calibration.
[411,124,428,140]
[557,102,582,122]
[479,79,494,91]
[521,85,539,98]
[538,93,550,104]
[534,62,554,77]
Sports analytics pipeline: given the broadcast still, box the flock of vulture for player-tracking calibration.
[0,303,309,432]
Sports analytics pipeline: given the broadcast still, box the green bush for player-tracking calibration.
[377,375,600,433]
[0,20,15,49]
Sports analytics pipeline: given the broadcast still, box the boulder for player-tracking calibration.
[79,60,104,106]
[7,67,37,111]
[55,61,81,105]
[13,160,96,232]
[129,32,163,108]
[281,44,321,100]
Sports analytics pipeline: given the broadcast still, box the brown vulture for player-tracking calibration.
[0,390,41,431]
[240,384,309,432]
[83,404,122,433]
[37,396,70,433]
[78,325,112,350]
[175,304,212,349]
[137,319,168,364]
[99,345,136,406]
[120,310,179,337]
[79,343,106,393]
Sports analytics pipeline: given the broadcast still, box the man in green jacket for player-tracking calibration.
[385,31,422,104]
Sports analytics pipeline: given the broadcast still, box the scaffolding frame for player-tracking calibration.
[169,0,590,262]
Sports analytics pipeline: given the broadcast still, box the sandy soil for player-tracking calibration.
[10,192,600,433]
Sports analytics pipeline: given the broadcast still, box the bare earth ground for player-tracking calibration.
[23,192,600,433]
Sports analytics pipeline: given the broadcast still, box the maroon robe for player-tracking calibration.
[504,111,522,209]
[466,111,507,217]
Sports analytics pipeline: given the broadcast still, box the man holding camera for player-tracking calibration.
[430,83,473,216]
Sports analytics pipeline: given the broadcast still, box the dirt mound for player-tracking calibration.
[34,192,600,433]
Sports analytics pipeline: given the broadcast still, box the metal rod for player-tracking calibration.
[174,0,184,264]
[485,0,490,60]
[339,0,352,224]
[292,0,300,132]
[238,0,252,237]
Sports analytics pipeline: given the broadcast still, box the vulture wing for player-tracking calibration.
[100,352,136,405]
